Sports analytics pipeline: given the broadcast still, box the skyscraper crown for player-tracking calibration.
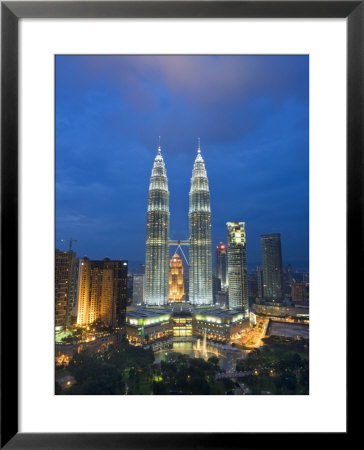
[192,146,207,179]
[190,143,209,194]
[149,146,168,192]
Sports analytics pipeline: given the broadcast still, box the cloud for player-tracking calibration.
[55,55,309,265]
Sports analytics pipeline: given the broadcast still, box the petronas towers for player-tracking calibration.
[145,141,212,306]
[145,145,170,306]
[189,143,212,305]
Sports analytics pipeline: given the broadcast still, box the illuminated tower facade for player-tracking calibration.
[169,253,185,303]
[76,257,128,328]
[215,242,228,290]
[189,141,212,305]
[227,222,248,314]
[145,145,170,305]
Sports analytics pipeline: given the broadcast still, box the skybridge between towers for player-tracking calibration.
[169,240,189,266]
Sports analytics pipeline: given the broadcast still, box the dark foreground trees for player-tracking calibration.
[152,353,231,395]
[59,341,154,395]
[57,341,232,395]
[235,335,309,394]
[56,335,309,395]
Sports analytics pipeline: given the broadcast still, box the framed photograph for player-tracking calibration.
[1,0,356,447]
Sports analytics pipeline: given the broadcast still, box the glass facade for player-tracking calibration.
[226,222,248,314]
[145,146,170,305]
[172,317,193,337]
[189,144,213,305]
[260,233,283,300]
[215,242,228,289]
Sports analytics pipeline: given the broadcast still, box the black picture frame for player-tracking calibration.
[1,1,356,448]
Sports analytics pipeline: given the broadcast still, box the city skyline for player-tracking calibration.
[56,55,309,268]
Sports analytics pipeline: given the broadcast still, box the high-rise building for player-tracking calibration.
[169,253,185,303]
[132,274,145,306]
[226,222,248,314]
[213,275,222,304]
[135,264,145,275]
[189,141,212,305]
[55,250,77,327]
[215,291,228,308]
[145,145,170,306]
[76,257,127,329]
[260,233,283,300]
[248,273,258,300]
[183,271,189,303]
[215,242,228,290]
[291,281,308,303]
[257,266,264,299]
[113,260,128,329]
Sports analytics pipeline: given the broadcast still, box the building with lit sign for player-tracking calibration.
[226,222,248,315]
[169,253,185,302]
[145,144,170,306]
[76,257,128,329]
[189,141,213,305]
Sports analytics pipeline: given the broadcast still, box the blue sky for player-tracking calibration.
[56,55,309,270]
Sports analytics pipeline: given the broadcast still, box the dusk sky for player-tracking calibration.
[56,55,309,270]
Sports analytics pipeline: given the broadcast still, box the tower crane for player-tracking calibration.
[60,238,77,251]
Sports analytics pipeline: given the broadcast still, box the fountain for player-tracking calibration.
[193,330,208,360]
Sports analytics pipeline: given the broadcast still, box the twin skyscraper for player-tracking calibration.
[145,141,212,306]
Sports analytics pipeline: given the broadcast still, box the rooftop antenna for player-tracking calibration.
[197,137,201,153]
[158,136,161,152]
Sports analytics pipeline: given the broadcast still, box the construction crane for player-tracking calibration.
[60,238,77,251]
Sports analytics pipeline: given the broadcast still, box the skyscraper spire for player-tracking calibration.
[189,143,213,305]
[145,145,170,306]
[197,137,201,153]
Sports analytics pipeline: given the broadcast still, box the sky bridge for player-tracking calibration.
[169,240,189,265]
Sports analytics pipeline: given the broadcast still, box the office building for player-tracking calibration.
[213,275,222,304]
[189,141,213,305]
[291,281,308,303]
[215,291,228,308]
[226,222,248,314]
[132,274,145,306]
[55,250,77,327]
[261,233,283,300]
[215,242,228,289]
[145,145,170,306]
[76,257,127,329]
[248,272,258,300]
[257,266,264,299]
